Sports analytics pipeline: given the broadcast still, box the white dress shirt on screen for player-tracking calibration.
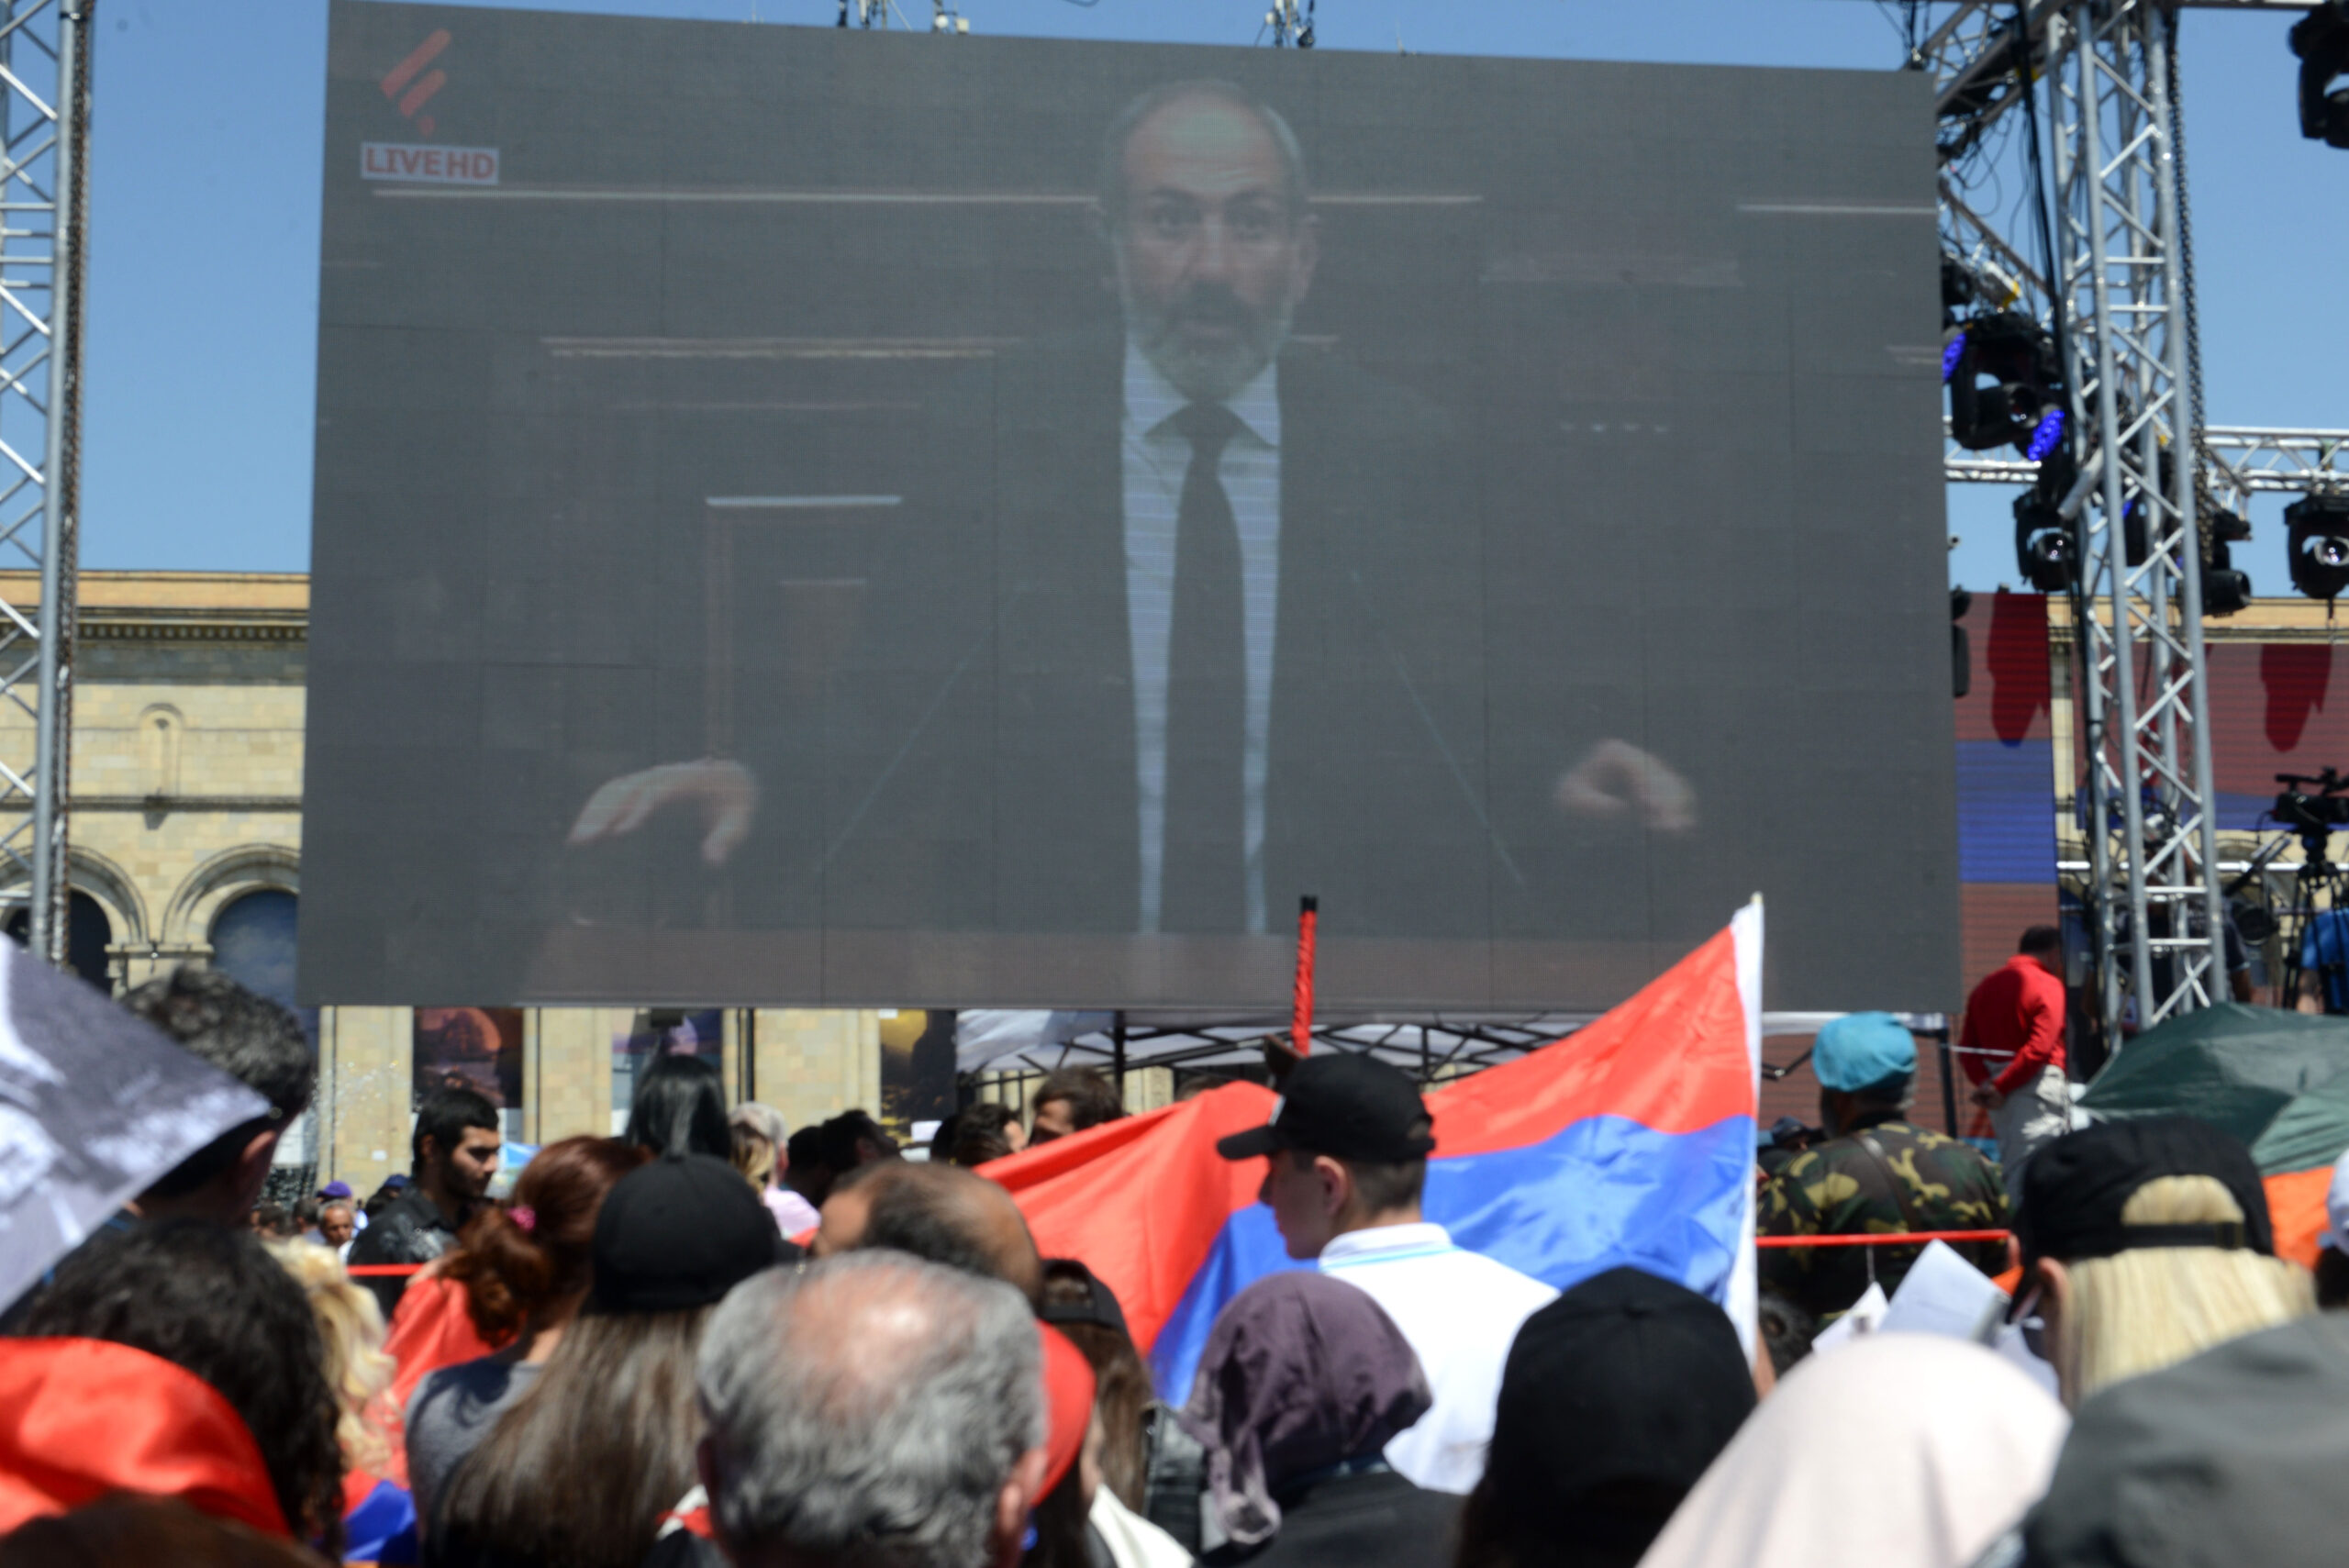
[1120,341,1282,936]
[1317,1220,1559,1495]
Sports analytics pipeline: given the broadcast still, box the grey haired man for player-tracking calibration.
[674,1251,1049,1568]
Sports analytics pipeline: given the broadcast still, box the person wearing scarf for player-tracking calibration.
[1637,1332,2065,1568]
[1180,1272,1450,1568]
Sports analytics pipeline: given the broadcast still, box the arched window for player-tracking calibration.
[209,889,300,1010]
[4,891,113,991]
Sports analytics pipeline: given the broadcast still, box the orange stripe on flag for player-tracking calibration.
[2266,1165,2333,1270]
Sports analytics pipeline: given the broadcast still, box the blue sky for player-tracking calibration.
[83,1,2345,595]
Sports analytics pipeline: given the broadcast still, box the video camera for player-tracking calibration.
[2274,768,2349,851]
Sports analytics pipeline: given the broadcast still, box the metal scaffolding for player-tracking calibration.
[2053,2,2221,1029]
[1928,0,2333,1032]
[0,0,86,967]
[1948,426,2349,495]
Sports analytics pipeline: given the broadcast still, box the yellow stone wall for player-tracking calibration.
[751,1008,884,1129]
[525,1007,622,1148]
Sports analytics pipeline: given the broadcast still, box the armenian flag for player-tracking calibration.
[991,905,1764,1399]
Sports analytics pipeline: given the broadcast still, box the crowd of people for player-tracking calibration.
[5,954,2349,1568]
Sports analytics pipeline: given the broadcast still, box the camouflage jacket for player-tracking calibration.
[1757,1113,2009,1319]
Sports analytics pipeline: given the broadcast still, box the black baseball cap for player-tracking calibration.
[1040,1258,1130,1336]
[589,1151,778,1314]
[1215,1052,1437,1164]
[2014,1115,2273,1273]
[1487,1267,1754,1554]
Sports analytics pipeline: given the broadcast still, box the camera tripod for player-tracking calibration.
[2254,770,2349,1012]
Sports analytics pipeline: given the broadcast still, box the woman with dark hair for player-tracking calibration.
[1453,1268,1755,1568]
[1041,1261,1154,1507]
[6,1219,349,1555]
[1040,1261,1203,1564]
[0,1495,329,1568]
[406,1136,649,1536]
[1184,1272,1450,1568]
[624,1055,730,1159]
[427,1152,775,1568]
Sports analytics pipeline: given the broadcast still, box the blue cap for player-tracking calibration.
[1813,1012,1916,1094]
[318,1180,352,1199]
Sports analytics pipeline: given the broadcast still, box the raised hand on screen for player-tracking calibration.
[1554,739,1697,833]
[566,759,759,867]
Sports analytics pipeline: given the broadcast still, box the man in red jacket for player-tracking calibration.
[1962,926,2073,1177]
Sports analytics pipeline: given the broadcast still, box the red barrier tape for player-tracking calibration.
[354,1237,2008,1272]
[1754,1229,2010,1250]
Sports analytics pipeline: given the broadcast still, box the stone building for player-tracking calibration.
[0,571,882,1200]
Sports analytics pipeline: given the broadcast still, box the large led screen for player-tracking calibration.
[305,2,1957,1011]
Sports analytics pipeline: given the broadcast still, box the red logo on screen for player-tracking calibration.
[380,28,451,139]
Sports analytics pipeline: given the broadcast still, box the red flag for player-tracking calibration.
[991,904,1765,1396]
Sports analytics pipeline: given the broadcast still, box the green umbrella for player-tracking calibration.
[2250,1069,2349,1176]
[2078,1003,2349,1155]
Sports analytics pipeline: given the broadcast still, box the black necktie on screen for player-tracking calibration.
[1161,401,1247,934]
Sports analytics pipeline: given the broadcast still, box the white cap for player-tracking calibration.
[2321,1147,2349,1253]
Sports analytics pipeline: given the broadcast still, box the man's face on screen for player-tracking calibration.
[1113,94,1318,403]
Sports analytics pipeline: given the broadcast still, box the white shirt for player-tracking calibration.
[763,1182,821,1238]
[1090,1485,1194,1568]
[1318,1221,1558,1495]
[1121,343,1282,935]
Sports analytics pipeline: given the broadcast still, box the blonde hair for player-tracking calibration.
[731,1123,777,1188]
[2054,1174,2313,1407]
[265,1237,398,1474]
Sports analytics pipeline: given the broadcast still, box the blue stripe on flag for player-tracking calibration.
[1146,1114,1753,1401]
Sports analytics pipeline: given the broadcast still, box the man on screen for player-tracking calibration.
[569,80,1688,940]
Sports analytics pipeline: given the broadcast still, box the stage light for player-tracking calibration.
[2203,541,2251,616]
[1946,311,2065,455]
[2202,505,2252,617]
[2014,492,2075,593]
[2288,493,2349,601]
[2291,2,2349,149]
[2025,408,2065,463]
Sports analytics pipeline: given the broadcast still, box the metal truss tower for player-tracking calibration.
[0,0,87,966]
[1923,1,2343,1034]
[2045,2,2221,1031]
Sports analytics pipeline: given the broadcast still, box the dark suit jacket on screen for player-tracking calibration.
[734,332,1493,940]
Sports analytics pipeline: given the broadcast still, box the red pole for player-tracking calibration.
[1292,895,1318,1056]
